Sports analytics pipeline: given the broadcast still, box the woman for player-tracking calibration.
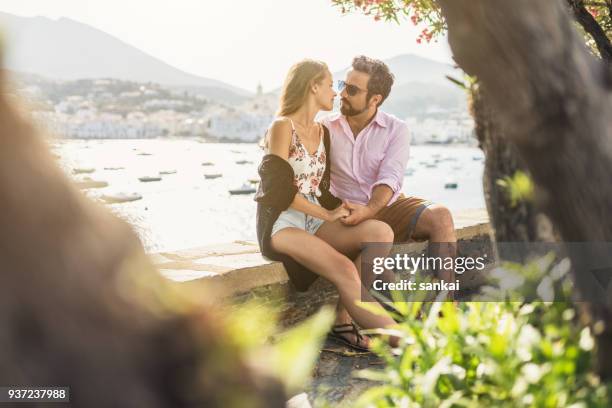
[255,59,398,350]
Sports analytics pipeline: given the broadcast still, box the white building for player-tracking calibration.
[406,114,475,145]
[37,110,162,139]
[203,105,273,142]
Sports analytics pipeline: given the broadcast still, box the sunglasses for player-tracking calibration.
[337,80,368,97]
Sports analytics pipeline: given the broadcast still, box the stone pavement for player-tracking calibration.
[306,338,386,407]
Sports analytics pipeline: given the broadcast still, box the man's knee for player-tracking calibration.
[417,204,455,237]
[429,205,454,229]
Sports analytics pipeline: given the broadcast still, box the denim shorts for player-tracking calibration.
[271,193,325,237]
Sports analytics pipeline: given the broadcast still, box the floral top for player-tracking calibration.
[287,120,326,197]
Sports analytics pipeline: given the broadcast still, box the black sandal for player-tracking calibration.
[328,322,370,352]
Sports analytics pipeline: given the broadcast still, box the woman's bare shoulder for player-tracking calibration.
[268,117,293,138]
[270,117,292,130]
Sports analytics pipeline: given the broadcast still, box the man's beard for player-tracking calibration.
[340,99,368,116]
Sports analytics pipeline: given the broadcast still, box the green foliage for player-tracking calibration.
[351,256,611,407]
[497,171,535,208]
[331,0,611,49]
[331,0,445,43]
[480,253,572,303]
[226,300,335,395]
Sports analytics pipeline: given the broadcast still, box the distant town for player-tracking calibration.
[13,76,475,145]
[1,11,475,145]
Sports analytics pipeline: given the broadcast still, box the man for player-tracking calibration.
[321,55,456,302]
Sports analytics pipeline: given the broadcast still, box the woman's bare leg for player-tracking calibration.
[315,220,396,334]
[271,227,398,347]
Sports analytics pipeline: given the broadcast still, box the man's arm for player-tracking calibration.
[342,123,410,225]
[367,184,394,213]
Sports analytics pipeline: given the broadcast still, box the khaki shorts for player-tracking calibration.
[375,194,433,242]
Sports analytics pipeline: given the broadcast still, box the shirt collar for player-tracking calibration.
[372,110,388,128]
[331,110,388,129]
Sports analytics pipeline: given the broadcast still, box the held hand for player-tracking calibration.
[341,200,375,225]
[327,206,351,222]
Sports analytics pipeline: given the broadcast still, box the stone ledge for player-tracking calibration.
[151,209,492,306]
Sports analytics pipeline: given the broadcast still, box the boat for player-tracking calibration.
[229,183,257,195]
[424,163,438,168]
[473,156,483,161]
[444,181,459,189]
[204,173,223,179]
[101,192,142,204]
[72,167,95,175]
[159,170,177,175]
[137,152,152,156]
[201,161,215,166]
[248,178,260,184]
[235,160,253,165]
[104,166,124,170]
[138,176,162,182]
[75,177,108,189]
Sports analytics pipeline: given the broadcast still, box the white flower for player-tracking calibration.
[579,327,594,351]
[521,363,549,384]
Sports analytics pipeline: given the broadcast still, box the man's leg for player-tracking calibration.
[411,204,457,283]
[376,196,457,299]
[411,204,456,242]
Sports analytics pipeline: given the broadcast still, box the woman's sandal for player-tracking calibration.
[328,322,370,352]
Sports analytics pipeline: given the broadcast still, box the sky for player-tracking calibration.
[0,0,453,92]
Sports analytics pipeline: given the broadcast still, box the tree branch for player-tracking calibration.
[568,0,612,61]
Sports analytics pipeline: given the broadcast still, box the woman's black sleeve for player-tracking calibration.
[254,154,298,211]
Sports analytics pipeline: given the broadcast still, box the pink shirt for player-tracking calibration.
[320,110,410,206]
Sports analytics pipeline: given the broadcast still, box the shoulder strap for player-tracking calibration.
[274,116,295,131]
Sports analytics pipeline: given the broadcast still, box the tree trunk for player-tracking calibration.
[0,68,286,406]
[471,85,556,246]
[438,0,612,376]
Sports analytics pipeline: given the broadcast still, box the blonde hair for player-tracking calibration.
[277,59,329,117]
[260,59,329,149]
